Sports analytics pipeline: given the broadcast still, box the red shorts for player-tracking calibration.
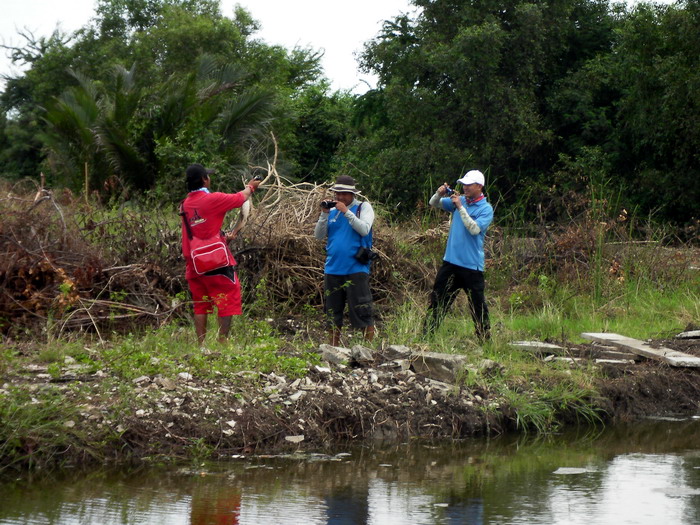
[187,270,241,316]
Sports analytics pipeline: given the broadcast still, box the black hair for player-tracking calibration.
[186,163,208,192]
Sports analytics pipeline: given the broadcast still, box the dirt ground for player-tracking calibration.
[4,332,700,472]
[593,336,700,421]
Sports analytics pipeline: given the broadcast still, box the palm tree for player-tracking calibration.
[41,54,275,196]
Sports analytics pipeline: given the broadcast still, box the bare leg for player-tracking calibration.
[363,325,375,342]
[217,315,232,343]
[194,314,208,345]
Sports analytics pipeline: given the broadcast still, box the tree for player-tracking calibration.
[41,55,274,196]
[344,0,620,213]
[1,0,327,197]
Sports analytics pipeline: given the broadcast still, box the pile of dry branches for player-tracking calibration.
[0,178,185,340]
[0,166,438,340]
[227,155,436,317]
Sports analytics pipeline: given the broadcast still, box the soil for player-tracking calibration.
[593,337,700,421]
[2,331,700,471]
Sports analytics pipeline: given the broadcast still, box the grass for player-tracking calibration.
[98,318,319,382]
[2,190,698,469]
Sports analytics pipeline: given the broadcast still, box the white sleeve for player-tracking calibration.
[429,191,443,209]
[458,207,481,235]
[313,212,329,239]
[345,201,374,237]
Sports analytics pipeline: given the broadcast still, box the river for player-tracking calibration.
[1,417,699,524]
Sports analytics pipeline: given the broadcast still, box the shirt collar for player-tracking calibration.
[466,194,485,205]
[189,187,210,194]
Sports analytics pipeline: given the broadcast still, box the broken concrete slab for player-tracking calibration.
[410,352,468,383]
[676,330,700,339]
[509,341,565,355]
[318,344,351,365]
[595,358,636,365]
[351,345,374,365]
[582,332,700,368]
[382,345,412,360]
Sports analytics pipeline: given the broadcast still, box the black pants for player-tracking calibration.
[424,261,490,339]
[324,273,374,329]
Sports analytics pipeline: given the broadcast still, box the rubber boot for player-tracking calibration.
[329,327,341,346]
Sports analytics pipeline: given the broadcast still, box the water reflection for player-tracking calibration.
[1,418,699,525]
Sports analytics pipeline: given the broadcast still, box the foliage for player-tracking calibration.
[2,0,699,224]
[338,0,700,225]
[0,0,326,201]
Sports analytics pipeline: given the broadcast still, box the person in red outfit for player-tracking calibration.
[180,164,261,345]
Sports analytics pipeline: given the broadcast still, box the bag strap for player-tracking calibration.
[179,200,194,241]
[355,202,374,249]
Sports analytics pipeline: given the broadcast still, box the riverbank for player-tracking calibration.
[2,186,699,473]
[2,328,699,474]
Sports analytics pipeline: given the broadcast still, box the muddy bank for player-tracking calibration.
[2,335,699,472]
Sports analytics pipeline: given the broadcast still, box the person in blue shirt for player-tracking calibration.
[314,175,376,346]
[424,170,494,341]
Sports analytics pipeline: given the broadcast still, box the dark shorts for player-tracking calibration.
[187,266,241,316]
[324,273,374,329]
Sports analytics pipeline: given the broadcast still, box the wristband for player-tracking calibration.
[246,184,255,193]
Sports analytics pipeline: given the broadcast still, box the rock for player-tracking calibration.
[289,391,305,401]
[132,375,151,385]
[509,341,564,355]
[425,378,452,392]
[178,372,193,382]
[478,359,504,376]
[155,376,176,390]
[383,345,412,360]
[318,344,351,365]
[351,345,374,365]
[268,373,286,384]
[410,352,468,383]
[285,434,305,443]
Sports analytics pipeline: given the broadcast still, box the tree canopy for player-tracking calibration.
[1,0,698,225]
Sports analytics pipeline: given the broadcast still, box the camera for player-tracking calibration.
[321,200,337,209]
[445,187,454,196]
[253,175,263,181]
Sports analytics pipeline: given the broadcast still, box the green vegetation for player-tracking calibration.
[1,0,698,472]
[1,0,699,225]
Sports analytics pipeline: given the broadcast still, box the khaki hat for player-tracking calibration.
[330,175,359,194]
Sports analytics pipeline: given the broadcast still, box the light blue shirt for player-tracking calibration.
[440,196,493,271]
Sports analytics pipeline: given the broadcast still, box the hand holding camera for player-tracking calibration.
[439,182,454,196]
[321,200,337,210]
[247,174,263,191]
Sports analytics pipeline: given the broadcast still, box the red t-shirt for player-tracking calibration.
[181,190,246,279]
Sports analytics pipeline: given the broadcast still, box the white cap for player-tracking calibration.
[457,170,485,186]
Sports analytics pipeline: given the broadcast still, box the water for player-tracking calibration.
[1,418,699,525]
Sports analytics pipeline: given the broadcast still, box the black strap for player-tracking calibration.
[179,200,194,240]
[180,199,225,241]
